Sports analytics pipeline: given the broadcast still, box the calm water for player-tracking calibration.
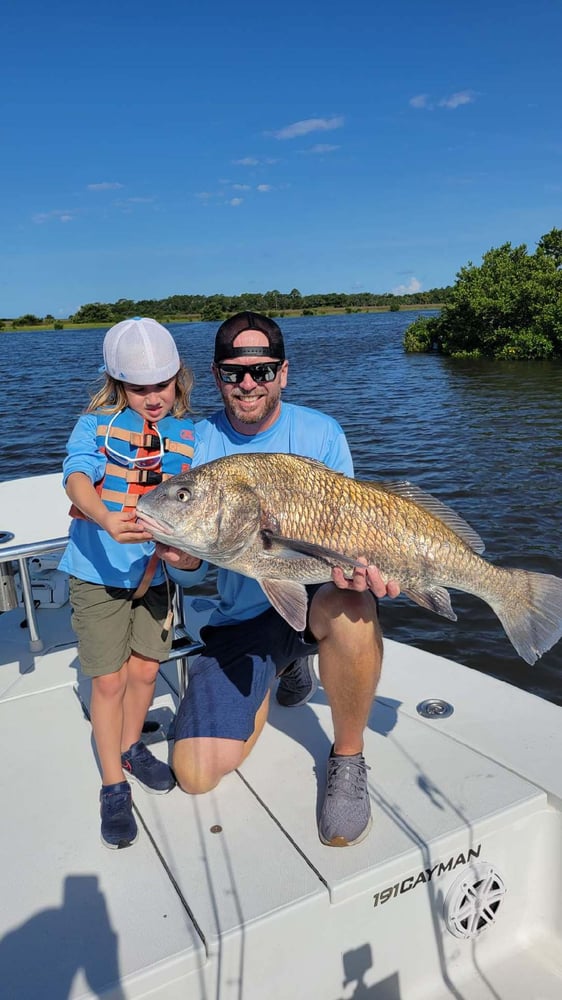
[3,312,562,704]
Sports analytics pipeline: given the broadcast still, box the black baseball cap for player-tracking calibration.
[214,311,286,363]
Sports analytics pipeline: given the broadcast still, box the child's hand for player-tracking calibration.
[103,510,154,544]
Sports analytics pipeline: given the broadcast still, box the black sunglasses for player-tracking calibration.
[216,362,283,384]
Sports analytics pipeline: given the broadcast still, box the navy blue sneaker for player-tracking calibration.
[100,781,138,850]
[276,656,318,708]
[121,740,176,794]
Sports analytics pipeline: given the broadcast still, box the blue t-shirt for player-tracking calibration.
[173,402,353,626]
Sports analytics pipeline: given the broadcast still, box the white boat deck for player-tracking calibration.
[2,474,562,999]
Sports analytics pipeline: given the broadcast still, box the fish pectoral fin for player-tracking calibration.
[259,579,309,632]
[404,587,458,622]
[261,530,362,568]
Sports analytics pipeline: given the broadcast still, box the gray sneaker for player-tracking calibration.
[276,655,318,707]
[318,748,372,847]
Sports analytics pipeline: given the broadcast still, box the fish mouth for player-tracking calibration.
[135,511,174,536]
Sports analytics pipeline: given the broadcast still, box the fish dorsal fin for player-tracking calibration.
[259,579,309,632]
[376,481,485,554]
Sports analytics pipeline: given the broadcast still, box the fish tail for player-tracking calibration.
[489,568,562,665]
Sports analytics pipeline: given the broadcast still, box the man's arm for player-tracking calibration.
[322,429,399,598]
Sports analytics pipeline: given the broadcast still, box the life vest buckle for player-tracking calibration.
[143,433,161,450]
[139,470,163,486]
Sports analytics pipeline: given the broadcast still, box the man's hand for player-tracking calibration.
[154,542,202,571]
[331,559,400,598]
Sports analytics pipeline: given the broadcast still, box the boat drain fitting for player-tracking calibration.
[416,698,454,719]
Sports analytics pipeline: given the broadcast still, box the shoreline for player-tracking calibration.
[1,303,443,334]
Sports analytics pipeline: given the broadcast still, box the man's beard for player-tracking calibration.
[224,388,281,426]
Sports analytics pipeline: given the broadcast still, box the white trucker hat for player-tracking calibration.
[102,317,180,384]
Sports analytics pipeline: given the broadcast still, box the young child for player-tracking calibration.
[59,317,195,849]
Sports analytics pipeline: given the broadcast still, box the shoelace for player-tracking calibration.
[326,756,370,798]
[131,745,158,770]
[281,661,310,692]
[104,789,131,815]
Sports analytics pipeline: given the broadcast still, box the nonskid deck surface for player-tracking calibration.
[2,473,562,998]
[2,600,562,1000]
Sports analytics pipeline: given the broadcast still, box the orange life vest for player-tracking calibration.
[70,408,195,517]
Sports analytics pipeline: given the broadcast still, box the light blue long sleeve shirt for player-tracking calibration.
[59,412,166,588]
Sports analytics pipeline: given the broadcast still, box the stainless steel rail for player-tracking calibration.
[0,535,203,684]
[169,582,204,697]
[0,536,69,652]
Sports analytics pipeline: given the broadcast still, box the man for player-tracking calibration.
[158,312,399,847]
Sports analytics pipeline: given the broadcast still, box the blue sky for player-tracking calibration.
[2,0,561,317]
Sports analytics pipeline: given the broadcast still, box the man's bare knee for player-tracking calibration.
[310,585,381,635]
[172,737,244,795]
[176,767,222,796]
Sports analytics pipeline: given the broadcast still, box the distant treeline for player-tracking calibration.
[2,286,452,329]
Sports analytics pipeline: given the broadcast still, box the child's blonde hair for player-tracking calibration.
[87,362,194,418]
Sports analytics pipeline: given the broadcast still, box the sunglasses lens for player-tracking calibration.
[256,365,278,382]
[106,445,129,467]
[218,363,280,383]
[105,413,164,469]
[218,368,242,383]
[134,454,161,469]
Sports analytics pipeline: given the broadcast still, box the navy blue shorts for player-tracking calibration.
[174,602,319,742]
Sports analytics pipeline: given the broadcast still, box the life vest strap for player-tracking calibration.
[131,552,161,599]
[99,424,193,458]
[105,463,164,486]
[100,488,140,507]
[163,439,195,458]
[97,425,159,449]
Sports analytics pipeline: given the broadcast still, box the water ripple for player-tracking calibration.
[3,313,562,703]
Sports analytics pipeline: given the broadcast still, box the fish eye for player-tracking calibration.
[176,488,191,503]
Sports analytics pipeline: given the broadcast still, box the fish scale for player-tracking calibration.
[137,452,562,666]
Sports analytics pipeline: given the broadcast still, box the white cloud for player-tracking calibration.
[438,90,476,109]
[392,277,422,295]
[229,198,243,206]
[232,184,251,191]
[32,209,75,224]
[409,94,431,109]
[232,156,279,166]
[271,116,344,140]
[410,90,476,111]
[306,143,340,154]
[87,181,124,191]
[256,184,272,192]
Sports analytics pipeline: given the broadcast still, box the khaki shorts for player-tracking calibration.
[68,577,173,677]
